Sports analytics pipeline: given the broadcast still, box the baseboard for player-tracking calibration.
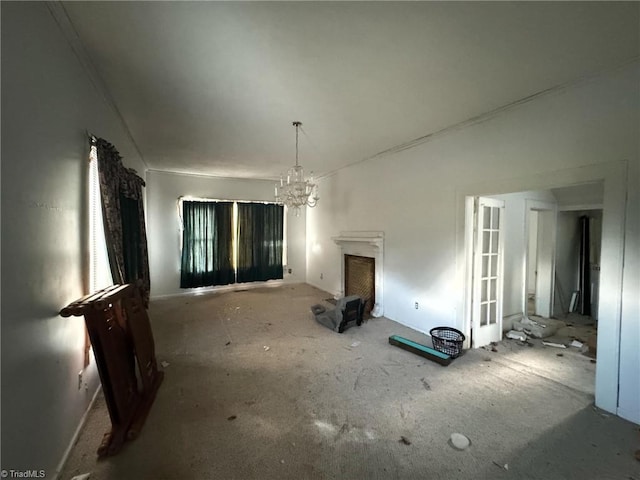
[304,278,341,299]
[150,278,303,300]
[53,385,102,480]
[616,405,640,426]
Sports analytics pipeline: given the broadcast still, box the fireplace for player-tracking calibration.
[332,231,384,317]
[345,255,375,318]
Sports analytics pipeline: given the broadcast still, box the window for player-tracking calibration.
[85,144,113,368]
[236,202,284,283]
[180,200,235,288]
[88,144,113,293]
[179,199,285,288]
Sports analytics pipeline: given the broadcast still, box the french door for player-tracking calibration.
[472,197,505,347]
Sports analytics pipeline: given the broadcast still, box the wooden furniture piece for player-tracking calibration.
[60,283,163,457]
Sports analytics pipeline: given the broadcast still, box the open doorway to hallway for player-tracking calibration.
[466,182,604,396]
[553,205,603,365]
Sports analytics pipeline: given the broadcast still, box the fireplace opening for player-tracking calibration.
[344,254,375,319]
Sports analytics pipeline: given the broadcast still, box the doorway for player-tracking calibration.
[458,163,627,416]
[554,208,603,360]
[524,201,557,319]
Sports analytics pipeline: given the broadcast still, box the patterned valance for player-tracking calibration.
[92,136,150,306]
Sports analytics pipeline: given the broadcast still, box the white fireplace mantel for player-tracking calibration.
[332,231,384,317]
[332,235,383,250]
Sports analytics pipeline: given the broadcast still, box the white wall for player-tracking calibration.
[527,211,538,295]
[146,170,307,297]
[1,3,146,476]
[306,63,639,422]
[618,157,640,423]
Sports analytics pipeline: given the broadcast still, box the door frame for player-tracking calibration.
[523,200,557,319]
[457,161,627,416]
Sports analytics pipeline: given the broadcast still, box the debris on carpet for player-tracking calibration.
[512,316,563,338]
[506,330,527,341]
[449,433,470,450]
[71,474,91,480]
[492,461,508,470]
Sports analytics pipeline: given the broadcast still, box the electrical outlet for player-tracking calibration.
[320,273,324,280]
[414,302,419,310]
[288,268,292,274]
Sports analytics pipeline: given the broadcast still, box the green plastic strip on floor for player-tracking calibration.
[388,335,453,366]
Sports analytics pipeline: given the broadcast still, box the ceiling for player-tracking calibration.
[62,2,639,179]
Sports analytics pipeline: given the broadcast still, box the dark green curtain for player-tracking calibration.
[237,203,284,283]
[120,195,142,283]
[180,201,235,288]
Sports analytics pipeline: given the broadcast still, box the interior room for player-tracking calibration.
[1,2,638,479]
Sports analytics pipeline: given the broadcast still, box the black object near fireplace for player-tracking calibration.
[311,295,364,333]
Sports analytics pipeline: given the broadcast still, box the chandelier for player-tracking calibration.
[275,121,319,216]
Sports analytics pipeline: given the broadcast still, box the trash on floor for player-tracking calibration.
[506,330,527,341]
[71,474,91,480]
[311,296,365,334]
[542,341,566,349]
[227,415,237,421]
[570,340,584,348]
[449,432,470,450]
[263,346,270,351]
[160,361,170,368]
[388,335,452,366]
[399,436,412,445]
[350,341,361,348]
[513,316,562,338]
[492,461,508,470]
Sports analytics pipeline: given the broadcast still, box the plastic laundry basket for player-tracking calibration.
[429,327,465,358]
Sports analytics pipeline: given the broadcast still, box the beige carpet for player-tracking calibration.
[61,283,639,480]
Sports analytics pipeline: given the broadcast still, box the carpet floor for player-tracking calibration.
[60,283,639,480]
